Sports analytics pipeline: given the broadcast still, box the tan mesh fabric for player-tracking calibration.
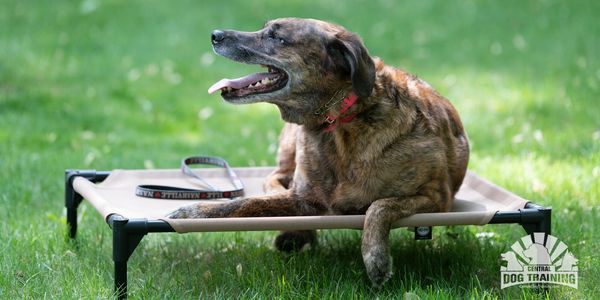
[72,168,528,233]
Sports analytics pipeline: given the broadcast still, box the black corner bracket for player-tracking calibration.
[65,169,110,238]
[489,202,552,236]
[520,202,552,235]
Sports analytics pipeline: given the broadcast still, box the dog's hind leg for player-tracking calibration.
[361,187,448,287]
[275,230,317,252]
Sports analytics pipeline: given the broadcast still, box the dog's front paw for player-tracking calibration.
[165,204,204,219]
[362,245,393,288]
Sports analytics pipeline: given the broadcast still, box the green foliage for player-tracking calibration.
[1,0,598,298]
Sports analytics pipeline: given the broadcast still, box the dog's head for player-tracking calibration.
[208,18,375,124]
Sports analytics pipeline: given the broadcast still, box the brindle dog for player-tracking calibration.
[168,18,469,287]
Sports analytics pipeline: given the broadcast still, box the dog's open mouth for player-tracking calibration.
[208,65,288,99]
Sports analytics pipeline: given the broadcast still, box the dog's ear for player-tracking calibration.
[329,32,376,98]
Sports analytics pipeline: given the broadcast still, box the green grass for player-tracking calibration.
[1,0,599,298]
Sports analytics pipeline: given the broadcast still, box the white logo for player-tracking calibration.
[500,232,578,289]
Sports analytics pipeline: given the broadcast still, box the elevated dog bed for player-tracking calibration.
[65,167,551,299]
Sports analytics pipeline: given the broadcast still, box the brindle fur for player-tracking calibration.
[168,18,469,287]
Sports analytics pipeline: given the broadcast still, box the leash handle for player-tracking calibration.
[136,156,244,200]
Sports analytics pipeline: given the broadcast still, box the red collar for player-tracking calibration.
[323,91,358,132]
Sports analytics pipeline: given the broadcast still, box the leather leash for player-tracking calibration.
[135,156,244,200]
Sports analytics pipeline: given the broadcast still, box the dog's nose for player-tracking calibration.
[211,30,225,44]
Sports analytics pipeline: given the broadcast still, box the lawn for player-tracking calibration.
[1,0,598,298]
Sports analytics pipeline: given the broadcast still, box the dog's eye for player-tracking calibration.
[267,30,287,45]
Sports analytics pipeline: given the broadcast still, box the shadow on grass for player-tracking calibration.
[123,227,521,298]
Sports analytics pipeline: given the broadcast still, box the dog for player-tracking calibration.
[168,18,470,287]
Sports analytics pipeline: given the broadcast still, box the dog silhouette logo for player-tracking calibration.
[557,251,578,272]
[500,251,523,271]
[500,232,578,289]
[522,242,551,265]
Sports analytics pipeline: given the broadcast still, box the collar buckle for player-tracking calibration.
[320,91,359,132]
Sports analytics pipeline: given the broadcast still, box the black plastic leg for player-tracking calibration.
[65,170,85,238]
[110,214,148,299]
[66,196,83,238]
[113,217,129,299]
[115,261,128,299]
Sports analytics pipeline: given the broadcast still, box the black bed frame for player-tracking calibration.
[65,169,552,299]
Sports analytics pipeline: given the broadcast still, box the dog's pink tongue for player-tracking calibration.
[208,72,271,94]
